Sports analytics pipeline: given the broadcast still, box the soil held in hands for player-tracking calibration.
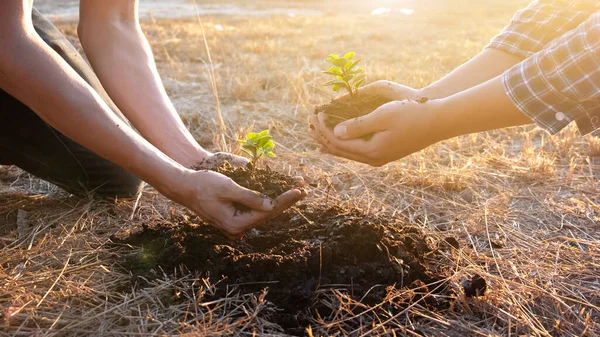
[313,94,430,128]
[314,94,392,129]
[113,164,449,334]
[215,162,297,200]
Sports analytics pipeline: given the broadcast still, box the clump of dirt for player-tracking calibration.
[214,162,297,200]
[114,203,448,334]
[314,94,391,129]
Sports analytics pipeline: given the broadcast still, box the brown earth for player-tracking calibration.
[314,94,392,129]
[112,166,451,335]
[215,162,298,199]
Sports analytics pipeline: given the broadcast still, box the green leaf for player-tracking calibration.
[323,71,341,77]
[264,140,275,151]
[332,84,341,91]
[331,58,348,68]
[353,73,366,90]
[257,135,272,147]
[264,151,276,158]
[354,78,365,90]
[325,57,342,65]
[353,73,366,83]
[240,148,254,158]
[247,132,259,141]
[242,144,257,152]
[238,139,248,145]
[324,79,347,86]
[323,67,342,76]
[343,74,354,82]
[345,58,361,70]
[328,54,340,59]
[343,52,355,60]
[258,130,269,137]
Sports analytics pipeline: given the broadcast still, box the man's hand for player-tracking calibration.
[170,170,306,240]
[309,100,442,166]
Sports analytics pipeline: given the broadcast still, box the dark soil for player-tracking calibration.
[112,165,450,335]
[462,274,487,297]
[114,205,449,335]
[214,162,298,200]
[314,94,392,129]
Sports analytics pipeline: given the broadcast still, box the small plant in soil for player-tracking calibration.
[237,129,275,171]
[314,52,429,133]
[315,52,391,131]
[323,52,366,97]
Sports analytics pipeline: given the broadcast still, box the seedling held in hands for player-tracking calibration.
[238,130,276,171]
[323,52,366,97]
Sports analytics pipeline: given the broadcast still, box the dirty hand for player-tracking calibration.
[170,170,306,239]
[193,152,250,170]
[309,100,444,166]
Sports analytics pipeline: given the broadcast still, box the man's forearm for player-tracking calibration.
[78,5,209,168]
[0,30,186,197]
[421,48,524,100]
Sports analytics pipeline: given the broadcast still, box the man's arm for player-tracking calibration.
[77,0,209,168]
[421,0,599,100]
[0,1,304,239]
[0,1,183,193]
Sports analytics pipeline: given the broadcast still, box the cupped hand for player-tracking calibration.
[309,100,445,166]
[171,170,306,239]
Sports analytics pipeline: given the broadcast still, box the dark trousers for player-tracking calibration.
[0,9,142,198]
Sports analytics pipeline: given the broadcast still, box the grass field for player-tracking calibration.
[1,0,600,336]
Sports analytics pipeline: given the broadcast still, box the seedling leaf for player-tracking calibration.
[237,129,277,169]
[345,59,361,70]
[331,58,348,68]
[257,136,272,148]
[322,52,367,97]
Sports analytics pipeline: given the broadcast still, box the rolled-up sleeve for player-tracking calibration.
[486,0,599,58]
[502,11,600,135]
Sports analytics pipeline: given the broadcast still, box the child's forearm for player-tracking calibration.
[421,48,524,100]
[437,75,532,140]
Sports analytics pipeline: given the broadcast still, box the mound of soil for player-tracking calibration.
[113,164,449,335]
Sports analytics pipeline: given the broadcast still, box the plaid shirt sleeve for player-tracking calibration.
[486,1,600,58]
[502,11,600,135]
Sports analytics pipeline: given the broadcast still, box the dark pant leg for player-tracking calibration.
[0,8,142,198]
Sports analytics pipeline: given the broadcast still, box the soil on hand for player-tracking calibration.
[114,203,449,335]
[314,94,391,129]
[214,162,297,200]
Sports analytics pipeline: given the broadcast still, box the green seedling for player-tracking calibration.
[323,52,366,97]
[238,130,276,170]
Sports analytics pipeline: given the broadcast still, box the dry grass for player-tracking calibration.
[2,0,600,335]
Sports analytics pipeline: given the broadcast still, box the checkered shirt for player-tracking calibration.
[486,1,600,135]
